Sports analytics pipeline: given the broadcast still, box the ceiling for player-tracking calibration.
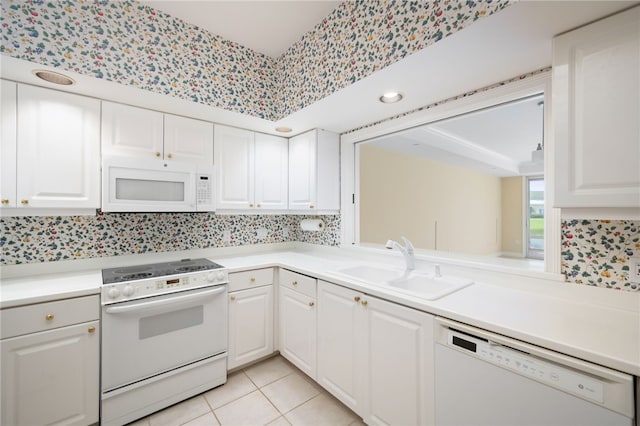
[140,1,342,58]
[368,94,545,177]
[2,1,636,136]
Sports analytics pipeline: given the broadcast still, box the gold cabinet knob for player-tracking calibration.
[21,199,29,205]
[292,281,298,286]
[309,301,315,307]
[250,277,256,282]
[361,300,368,306]
[257,204,261,208]
[45,314,54,321]
[230,295,236,301]
[1,199,9,205]
[249,203,254,208]
[155,152,161,157]
[88,326,96,334]
[354,296,361,302]
[167,153,172,159]
[309,204,315,209]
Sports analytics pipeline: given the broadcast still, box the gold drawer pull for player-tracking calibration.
[309,301,315,307]
[250,277,256,282]
[361,300,368,306]
[167,153,173,159]
[249,203,254,208]
[45,314,54,321]
[292,281,298,286]
[1,199,9,204]
[230,295,236,301]
[257,204,261,208]
[354,296,360,302]
[309,204,315,209]
[88,326,96,334]
[21,199,29,205]
[155,152,161,157]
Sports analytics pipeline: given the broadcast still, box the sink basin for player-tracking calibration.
[331,265,473,300]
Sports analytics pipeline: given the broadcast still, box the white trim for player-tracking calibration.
[340,70,562,275]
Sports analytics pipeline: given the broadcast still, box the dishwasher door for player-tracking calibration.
[434,318,635,426]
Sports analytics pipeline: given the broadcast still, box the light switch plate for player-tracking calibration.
[629,257,640,283]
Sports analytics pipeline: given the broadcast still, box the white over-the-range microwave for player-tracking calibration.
[102,157,215,212]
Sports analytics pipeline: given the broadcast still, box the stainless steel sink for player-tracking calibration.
[331,265,473,300]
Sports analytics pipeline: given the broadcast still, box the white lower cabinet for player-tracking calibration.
[227,269,275,369]
[0,296,100,426]
[279,269,317,379]
[317,280,434,426]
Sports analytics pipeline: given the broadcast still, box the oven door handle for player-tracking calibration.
[104,286,226,314]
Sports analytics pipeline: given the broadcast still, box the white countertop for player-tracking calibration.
[2,244,639,376]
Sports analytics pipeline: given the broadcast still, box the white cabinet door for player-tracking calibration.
[289,129,340,211]
[227,285,274,369]
[317,280,366,415]
[317,280,434,425]
[16,85,100,208]
[0,80,17,208]
[279,286,316,378]
[255,133,288,210]
[1,321,99,426]
[164,114,213,165]
[364,296,434,426]
[289,130,317,210]
[102,101,164,159]
[214,125,255,210]
[553,6,640,208]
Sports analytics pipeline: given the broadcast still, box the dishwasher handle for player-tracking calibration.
[105,286,226,315]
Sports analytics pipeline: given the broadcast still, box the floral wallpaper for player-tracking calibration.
[562,220,640,292]
[0,0,511,120]
[0,213,340,265]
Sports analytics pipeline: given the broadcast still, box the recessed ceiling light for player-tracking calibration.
[379,92,403,104]
[33,70,75,86]
[275,126,292,133]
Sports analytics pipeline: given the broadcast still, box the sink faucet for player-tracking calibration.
[385,237,415,271]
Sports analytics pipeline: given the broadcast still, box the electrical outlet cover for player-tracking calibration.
[630,257,640,282]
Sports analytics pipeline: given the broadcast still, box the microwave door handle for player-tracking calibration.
[104,286,226,315]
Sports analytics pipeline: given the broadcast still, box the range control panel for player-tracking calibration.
[102,269,228,304]
[447,330,604,404]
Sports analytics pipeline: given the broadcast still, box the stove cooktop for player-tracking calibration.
[102,258,225,284]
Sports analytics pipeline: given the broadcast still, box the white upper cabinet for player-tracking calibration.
[254,133,288,210]
[553,6,640,208]
[102,101,163,159]
[102,101,213,164]
[0,80,17,208]
[289,129,339,211]
[215,124,287,210]
[163,114,214,164]
[14,84,100,209]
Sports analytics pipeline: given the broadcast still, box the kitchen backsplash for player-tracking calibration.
[0,0,510,120]
[0,213,340,265]
[561,219,639,292]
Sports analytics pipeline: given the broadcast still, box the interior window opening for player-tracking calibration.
[527,177,544,260]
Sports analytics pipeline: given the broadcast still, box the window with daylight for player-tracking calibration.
[527,177,544,260]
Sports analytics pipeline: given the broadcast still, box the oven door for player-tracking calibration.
[102,285,227,392]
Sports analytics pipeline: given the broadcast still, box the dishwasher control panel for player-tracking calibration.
[447,329,604,404]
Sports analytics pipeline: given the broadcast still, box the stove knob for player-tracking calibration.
[216,271,225,281]
[206,272,217,283]
[122,285,135,297]
[107,287,121,299]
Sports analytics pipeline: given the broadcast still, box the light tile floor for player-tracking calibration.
[127,356,365,426]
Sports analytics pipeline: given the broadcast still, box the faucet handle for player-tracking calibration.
[400,236,415,253]
[434,264,442,278]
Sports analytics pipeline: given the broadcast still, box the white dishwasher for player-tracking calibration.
[434,318,636,426]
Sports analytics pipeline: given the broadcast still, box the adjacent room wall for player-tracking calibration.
[501,176,524,257]
[359,144,501,255]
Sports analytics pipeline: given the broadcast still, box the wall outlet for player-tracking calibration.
[256,228,268,240]
[222,230,231,243]
[283,227,289,238]
[630,257,640,282]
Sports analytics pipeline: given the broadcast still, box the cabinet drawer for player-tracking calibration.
[280,269,316,298]
[228,268,273,292]
[1,295,99,339]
